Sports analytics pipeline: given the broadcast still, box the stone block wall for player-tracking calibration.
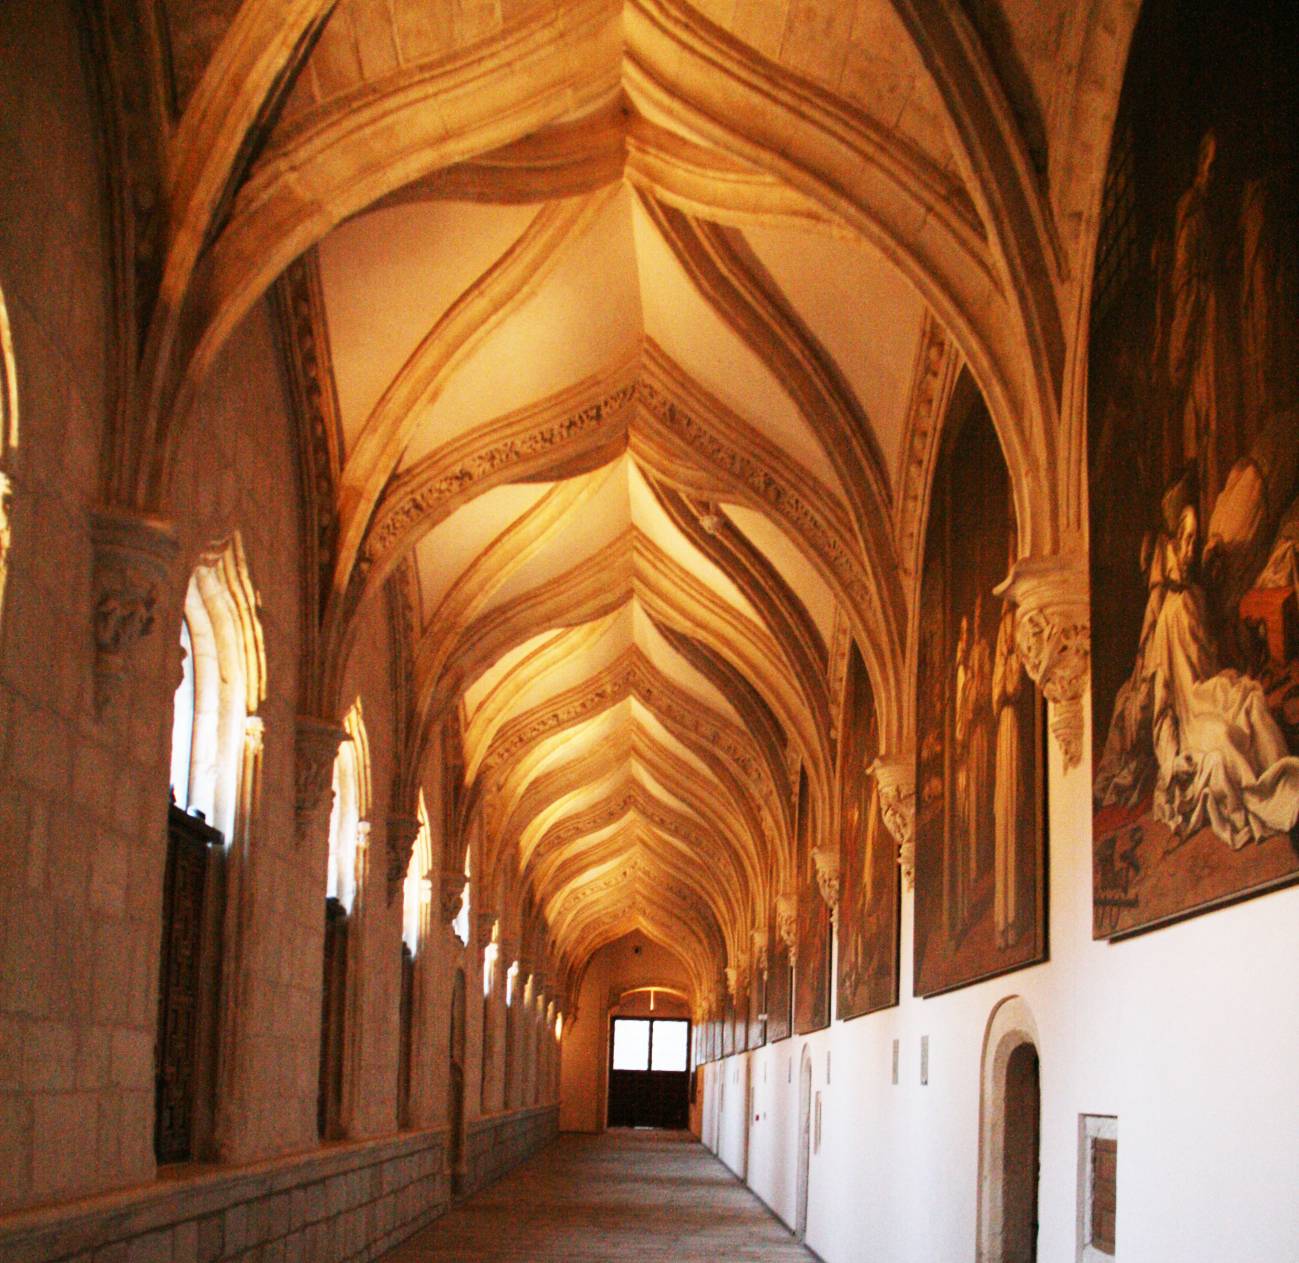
[0,1106,559,1263]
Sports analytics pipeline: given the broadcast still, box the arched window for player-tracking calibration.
[451,845,471,945]
[157,536,265,1166]
[319,698,371,1140]
[0,279,19,626]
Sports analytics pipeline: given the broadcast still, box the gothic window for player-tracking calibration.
[158,535,265,1165]
[318,697,370,1139]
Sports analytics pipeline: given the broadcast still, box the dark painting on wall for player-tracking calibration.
[837,642,899,1019]
[766,932,792,1043]
[915,385,1046,997]
[1088,0,1299,938]
[793,769,831,1031]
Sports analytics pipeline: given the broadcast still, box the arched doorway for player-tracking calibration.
[978,997,1042,1263]
[795,1046,813,1240]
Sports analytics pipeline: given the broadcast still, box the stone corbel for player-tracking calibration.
[384,815,421,906]
[294,717,347,847]
[724,964,747,1001]
[750,927,768,977]
[812,846,840,916]
[775,893,798,965]
[994,553,1091,771]
[871,754,916,891]
[476,910,498,951]
[90,506,179,718]
[439,869,467,926]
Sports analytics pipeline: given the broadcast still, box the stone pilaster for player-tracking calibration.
[994,553,1091,771]
[294,716,347,847]
[871,754,916,891]
[90,505,178,718]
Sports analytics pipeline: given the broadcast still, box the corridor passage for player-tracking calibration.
[384,1131,816,1262]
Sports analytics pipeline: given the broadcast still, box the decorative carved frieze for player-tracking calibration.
[385,815,421,906]
[90,506,179,718]
[994,554,1091,771]
[871,755,916,890]
[812,845,840,913]
[366,381,637,566]
[775,893,798,964]
[294,717,347,848]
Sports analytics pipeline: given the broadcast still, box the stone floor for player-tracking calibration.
[382,1130,816,1261]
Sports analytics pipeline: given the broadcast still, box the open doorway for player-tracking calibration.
[795,1046,813,1239]
[607,1016,691,1128]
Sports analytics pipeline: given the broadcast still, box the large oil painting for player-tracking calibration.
[793,769,831,1032]
[1088,0,1299,938]
[766,923,792,1043]
[836,643,899,1019]
[915,385,1046,997]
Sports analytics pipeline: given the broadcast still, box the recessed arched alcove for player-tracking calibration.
[977,995,1043,1263]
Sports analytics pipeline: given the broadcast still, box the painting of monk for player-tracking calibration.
[793,769,831,1032]
[914,383,1046,996]
[836,642,899,1019]
[1088,0,1299,937]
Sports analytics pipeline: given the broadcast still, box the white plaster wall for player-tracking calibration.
[704,734,1299,1262]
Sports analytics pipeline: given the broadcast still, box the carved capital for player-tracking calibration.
[871,754,916,891]
[90,506,178,718]
[775,893,798,964]
[750,927,768,976]
[724,965,747,1000]
[385,815,421,906]
[476,911,498,950]
[294,716,347,847]
[440,870,467,926]
[994,554,1091,771]
[811,846,840,913]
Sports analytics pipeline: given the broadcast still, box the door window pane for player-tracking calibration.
[612,1019,651,1070]
[650,1020,689,1071]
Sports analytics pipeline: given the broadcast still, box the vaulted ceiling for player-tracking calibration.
[120,0,1103,1009]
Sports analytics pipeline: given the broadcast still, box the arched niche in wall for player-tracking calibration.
[977,995,1042,1263]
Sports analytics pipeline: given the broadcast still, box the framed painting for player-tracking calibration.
[1088,0,1299,937]
[914,382,1047,996]
[793,769,831,1031]
[837,642,900,1019]
[766,931,792,1043]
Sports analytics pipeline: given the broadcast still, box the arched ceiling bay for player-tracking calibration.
[140,0,1074,1016]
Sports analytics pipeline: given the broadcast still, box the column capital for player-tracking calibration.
[775,893,798,965]
[811,846,840,914]
[90,505,179,718]
[870,753,916,891]
[293,716,347,847]
[995,552,1091,771]
[384,815,421,906]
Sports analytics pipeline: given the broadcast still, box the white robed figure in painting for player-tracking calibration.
[1147,504,1299,848]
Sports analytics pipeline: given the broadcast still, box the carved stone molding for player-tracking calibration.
[812,846,840,914]
[385,815,421,906]
[90,506,179,719]
[294,716,347,848]
[994,554,1091,771]
[439,870,467,926]
[871,755,916,891]
[775,893,798,964]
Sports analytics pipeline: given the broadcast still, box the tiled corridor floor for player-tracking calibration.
[383,1130,817,1261]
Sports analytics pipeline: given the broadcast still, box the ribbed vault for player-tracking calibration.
[107,0,1103,1022]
